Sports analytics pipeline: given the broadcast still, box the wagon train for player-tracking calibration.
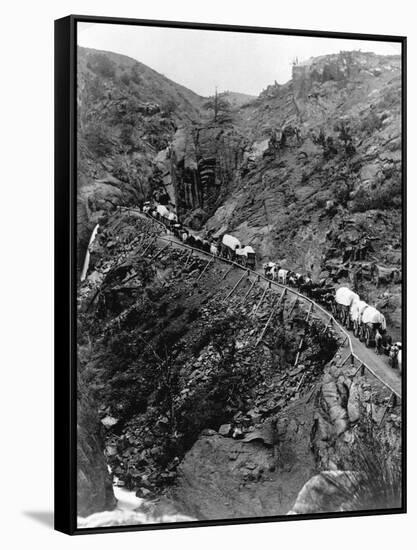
[142,201,400,367]
[142,201,257,267]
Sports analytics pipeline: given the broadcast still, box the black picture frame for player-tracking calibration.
[55,14,407,535]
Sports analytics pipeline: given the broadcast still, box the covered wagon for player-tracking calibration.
[349,299,368,337]
[166,211,178,229]
[242,246,256,269]
[193,235,204,250]
[235,247,247,265]
[236,246,256,268]
[156,204,170,220]
[142,201,152,214]
[360,306,386,347]
[221,234,241,260]
[172,223,183,238]
[335,287,359,329]
[180,229,189,243]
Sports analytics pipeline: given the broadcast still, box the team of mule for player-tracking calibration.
[144,201,256,269]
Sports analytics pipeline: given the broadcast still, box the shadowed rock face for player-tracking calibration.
[288,470,356,514]
[76,46,205,267]
[168,399,318,520]
[75,48,403,519]
[77,376,116,517]
[77,48,402,336]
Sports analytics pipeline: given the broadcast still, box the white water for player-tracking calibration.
[80,223,100,282]
[77,481,196,528]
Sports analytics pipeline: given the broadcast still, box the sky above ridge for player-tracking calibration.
[78,22,401,97]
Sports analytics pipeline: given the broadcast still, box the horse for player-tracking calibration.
[277,268,289,285]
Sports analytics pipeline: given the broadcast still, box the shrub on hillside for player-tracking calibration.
[88,75,106,102]
[161,98,177,117]
[83,122,113,157]
[359,110,383,136]
[378,87,400,110]
[87,53,116,79]
[323,416,401,511]
[315,196,327,209]
[120,72,131,86]
[331,180,351,206]
[119,125,135,149]
[351,176,402,212]
[130,67,143,85]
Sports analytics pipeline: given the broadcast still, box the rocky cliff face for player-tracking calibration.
[77,367,116,517]
[77,211,340,507]
[167,339,401,519]
[151,52,401,337]
[77,211,401,518]
[204,51,402,337]
[76,48,402,518]
[77,49,402,336]
[76,47,204,268]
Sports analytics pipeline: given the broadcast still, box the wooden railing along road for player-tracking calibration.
[124,207,402,403]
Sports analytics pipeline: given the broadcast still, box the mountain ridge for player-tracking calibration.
[77,47,402,337]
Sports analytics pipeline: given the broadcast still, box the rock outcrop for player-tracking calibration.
[74,47,403,519]
[77,373,116,517]
[76,47,402,334]
[169,399,318,520]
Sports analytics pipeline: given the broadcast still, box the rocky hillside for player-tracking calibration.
[77,363,116,516]
[76,47,205,268]
[77,211,401,519]
[154,54,403,335]
[203,52,402,337]
[76,48,403,519]
[78,48,401,334]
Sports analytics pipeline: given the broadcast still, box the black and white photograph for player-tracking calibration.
[73,18,404,530]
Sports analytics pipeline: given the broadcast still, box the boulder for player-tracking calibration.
[218,424,232,436]
[347,382,361,423]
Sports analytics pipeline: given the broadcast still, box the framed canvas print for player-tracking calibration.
[54,15,406,535]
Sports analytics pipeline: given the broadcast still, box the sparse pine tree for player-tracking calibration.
[203,89,232,123]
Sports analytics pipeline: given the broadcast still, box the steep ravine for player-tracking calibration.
[75,48,402,522]
[77,213,401,521]
[168,332,401,519]
[77,47,402,335]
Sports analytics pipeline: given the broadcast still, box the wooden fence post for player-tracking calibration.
[151,243,170,261]
[378,392,396,427]
[242,278,256,302]
[221,264,234,280]
[256,288,286,346]
[140,238,155,257]
[305,302,313,322]
[196,257,214,282]
[184,249,193,268]
[339,352,352,368]
[293,337,304,368]
[253,286,269,316]
[224,271,247,301]
[287,297,298,318]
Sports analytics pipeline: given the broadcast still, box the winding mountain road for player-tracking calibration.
[124,207,403,399]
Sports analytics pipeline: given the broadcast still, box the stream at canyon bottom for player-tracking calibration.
[77,478,196,528]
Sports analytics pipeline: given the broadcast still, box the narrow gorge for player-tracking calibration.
[75,43,403,527]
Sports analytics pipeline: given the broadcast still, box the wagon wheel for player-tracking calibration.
[343,310,349,328]
[365,327,372,348]
[389,355,398,370]
[353,321,360,338]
